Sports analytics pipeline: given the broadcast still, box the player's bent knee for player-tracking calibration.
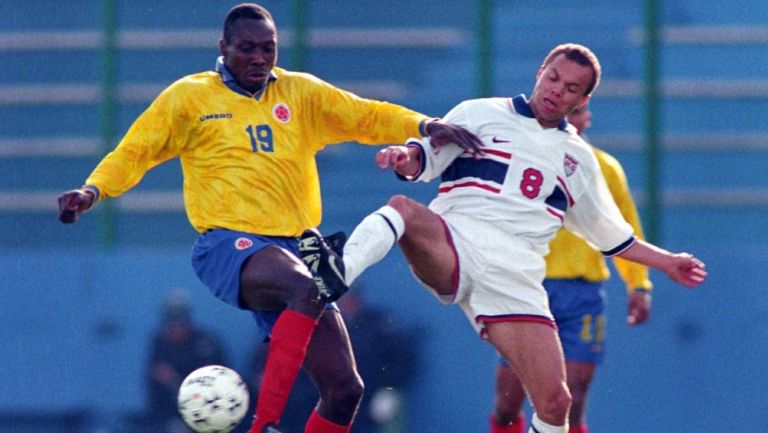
[534,387,572,423]
[387,194,415,214]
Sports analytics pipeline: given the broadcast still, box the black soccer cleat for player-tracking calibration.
[324,231,347,256]
[299,228,348,303]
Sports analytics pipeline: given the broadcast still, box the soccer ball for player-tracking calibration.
[177,365,250,433]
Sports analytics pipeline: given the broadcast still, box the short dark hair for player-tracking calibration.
[540,43,602,96]
[223,3,275,43]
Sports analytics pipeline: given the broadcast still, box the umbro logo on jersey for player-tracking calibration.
[199,113,233,122]
[492,136,511,143]
[234,237,253,250]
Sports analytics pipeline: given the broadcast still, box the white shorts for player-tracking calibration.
[415,212,554,335]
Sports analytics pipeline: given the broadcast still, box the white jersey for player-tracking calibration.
[405,95,635,257]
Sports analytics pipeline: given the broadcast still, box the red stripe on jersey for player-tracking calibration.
[482,148,512,159]
[556,176,575,206]
[439,181,501,194]
[546,207,564,222]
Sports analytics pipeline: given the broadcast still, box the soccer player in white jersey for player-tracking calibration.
[490,103,654,433]
[301,43,707,433]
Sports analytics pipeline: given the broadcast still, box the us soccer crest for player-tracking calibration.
[563,153,579,177]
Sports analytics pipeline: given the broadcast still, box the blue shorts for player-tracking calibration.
[547,278,606,364]
[191,229,334,341]
[497,278,606,366]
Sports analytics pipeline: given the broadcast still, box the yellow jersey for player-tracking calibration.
[85,65,429,236]
[544,146,653,293]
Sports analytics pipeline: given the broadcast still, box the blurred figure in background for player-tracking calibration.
[489,104,653,433]
[147,290,227,433]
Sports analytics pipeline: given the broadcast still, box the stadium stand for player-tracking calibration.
[3,0,767,248]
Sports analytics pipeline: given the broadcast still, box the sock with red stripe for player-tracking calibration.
[249,309,318,433]
[304,409,352,433]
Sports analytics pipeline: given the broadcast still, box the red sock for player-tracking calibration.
[249,310,318,433]
[304,410,351,433]
[490,414,525,433]
[568,424,588,433]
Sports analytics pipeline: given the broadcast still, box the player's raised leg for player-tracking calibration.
[340,202,406,286]
[486,321,572,433]
[334,194,456,294]
[382,195,457,295]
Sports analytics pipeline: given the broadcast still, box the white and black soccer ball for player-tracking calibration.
[177,365,250,433]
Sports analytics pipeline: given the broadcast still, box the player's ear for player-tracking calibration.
[578,94,591,108]
[219,38,228,57]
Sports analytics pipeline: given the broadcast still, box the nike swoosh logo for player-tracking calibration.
[492,136,510,143]
[329,256,346,284]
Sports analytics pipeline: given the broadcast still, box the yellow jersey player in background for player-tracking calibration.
[489,103,652,433]
[56,4,482,433]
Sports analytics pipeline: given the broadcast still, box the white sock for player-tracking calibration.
[343,205,405,285]
[528,413,567,433]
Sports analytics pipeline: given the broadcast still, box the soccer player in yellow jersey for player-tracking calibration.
[489,104,652,433]
[56,4,481,433]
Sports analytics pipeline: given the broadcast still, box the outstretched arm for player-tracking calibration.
[617,239,707,287]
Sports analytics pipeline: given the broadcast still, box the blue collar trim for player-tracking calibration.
[511,94,568,131]
[215,56,276,99]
